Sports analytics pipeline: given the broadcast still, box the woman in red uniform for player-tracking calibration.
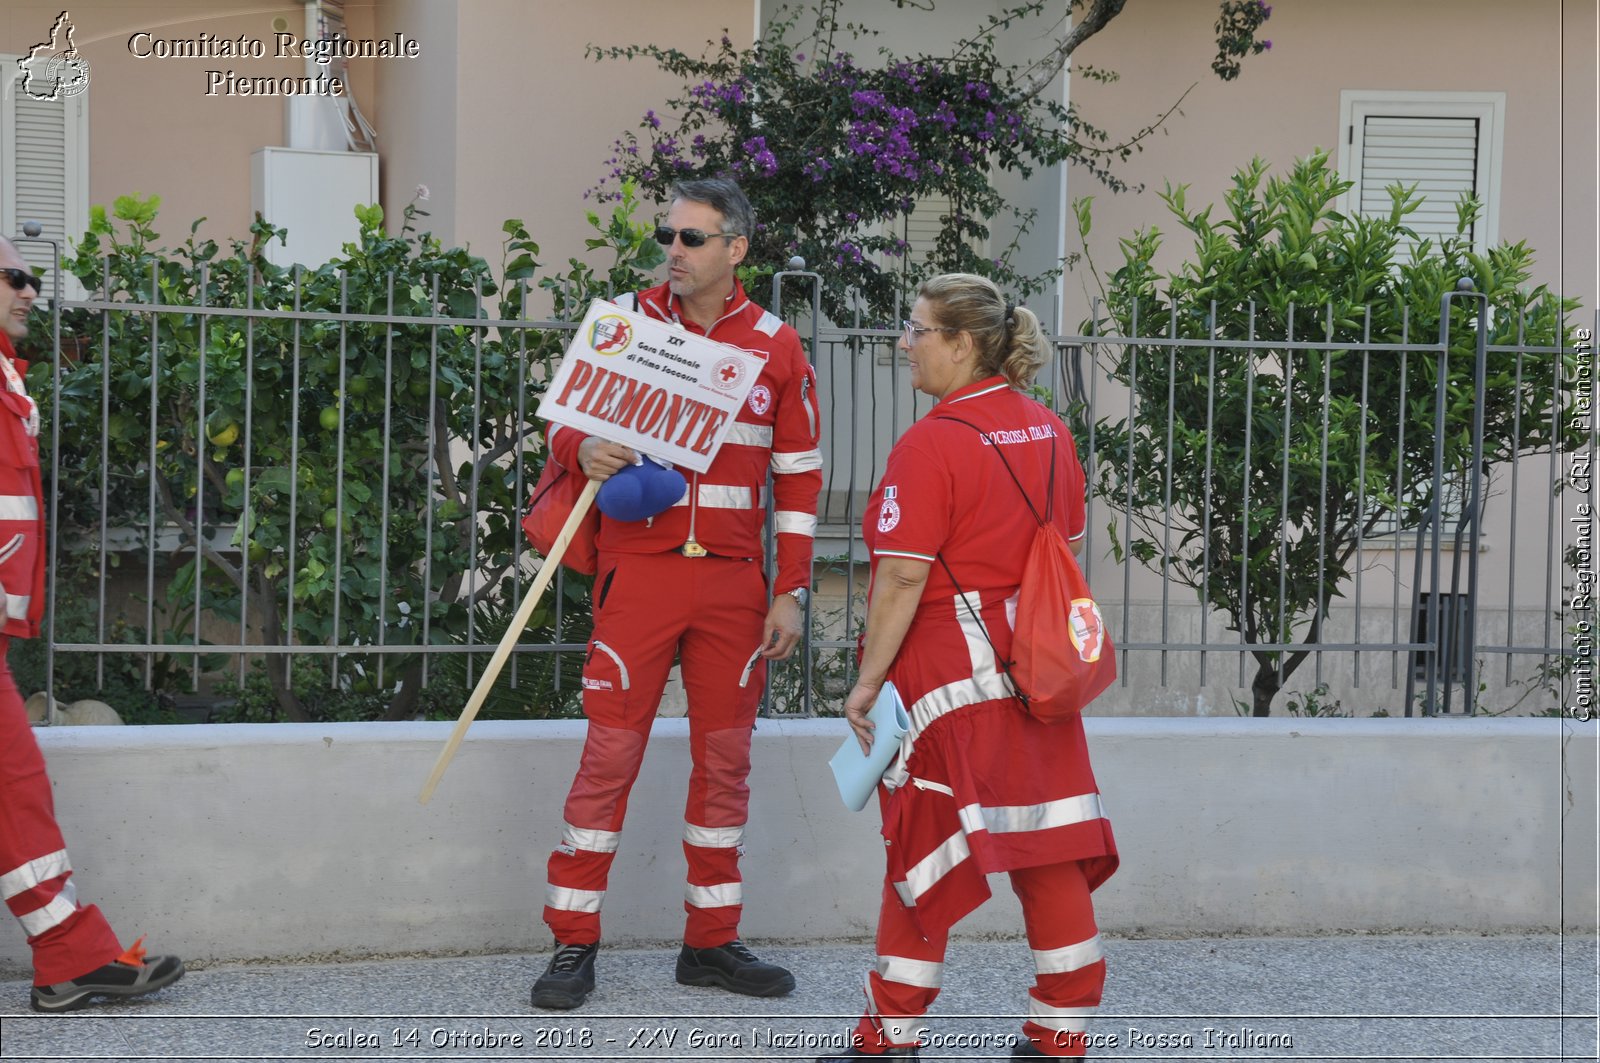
[819,274,1117,1060]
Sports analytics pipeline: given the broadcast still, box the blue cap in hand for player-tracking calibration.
[596,456,687,522]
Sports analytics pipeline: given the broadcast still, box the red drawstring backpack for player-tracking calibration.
[936,417,1116,722]
[521,447,600,575]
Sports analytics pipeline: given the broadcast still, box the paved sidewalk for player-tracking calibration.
[0,935,1594,1062]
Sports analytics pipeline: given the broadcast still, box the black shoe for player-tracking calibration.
[30,939,184,1013]
[530,940,597,1009]
[675,939,796,997]
[1012,1038,1047,1056]
[816,1047,921,1061]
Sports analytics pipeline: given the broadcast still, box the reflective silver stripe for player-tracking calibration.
[754,310,783,337]
[1033,933,1104,975]
[0,850,69,900]
[561,823,620,854]
[699,484,761,509]
[865,974,932,1047]
[1026,997,1097,1032]
[879,1016,929,1047]
[17,894,76,937]
[590,641,630,691]
[910,671,1012,734]
[544,885,605,913]
[672,484,767,510]
[900,829,971,904]
[876,955,944,988]
[4,593,30,621]
[683,824,744,848]
[0,495,38,521]
[738,646,764,688]
[771,448,823,474]
[774,511,816,536]
[972,793,1106,835]
[909,592,1012,732]
[725,422,774,448]
[685,882,742,908]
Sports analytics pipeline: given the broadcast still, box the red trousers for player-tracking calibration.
[543,552,767,948]
[0,638,123,984]
[855,859,1106,1057]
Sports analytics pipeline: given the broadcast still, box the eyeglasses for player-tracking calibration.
[902,320,958,341]
[1,268,42,295]
[653,225,739,249]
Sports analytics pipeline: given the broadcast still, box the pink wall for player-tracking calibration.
[1063,0,1596,325]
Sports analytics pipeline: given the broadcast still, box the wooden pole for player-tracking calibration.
[418,478,599,804]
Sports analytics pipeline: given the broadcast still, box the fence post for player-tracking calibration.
[764,261,821,716]
[13,224,62,707]
[1409,281,1489,716]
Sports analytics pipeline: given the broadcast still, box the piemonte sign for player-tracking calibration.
[537,300,765,474]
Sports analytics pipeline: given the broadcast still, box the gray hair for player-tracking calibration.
[669,178,755,240]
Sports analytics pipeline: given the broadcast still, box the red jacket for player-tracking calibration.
[549,280,822,594]
[0,333,46,639]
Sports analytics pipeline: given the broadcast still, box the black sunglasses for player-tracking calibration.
[1,268,42,295]
[653,225,738,249]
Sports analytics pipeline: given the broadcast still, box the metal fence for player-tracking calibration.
[21,236,1597,720]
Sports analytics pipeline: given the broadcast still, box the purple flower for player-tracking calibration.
[742,135,778,176]
[1262,39,1272,49]
[794,52,806,62]
[644,109,661,129]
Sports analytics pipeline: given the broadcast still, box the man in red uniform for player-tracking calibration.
[532,179,821,1009]
[0,235,184,1011]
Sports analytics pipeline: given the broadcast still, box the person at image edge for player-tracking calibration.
[0,235,184,1012]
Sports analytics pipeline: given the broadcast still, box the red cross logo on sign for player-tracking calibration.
[711,357,746,391]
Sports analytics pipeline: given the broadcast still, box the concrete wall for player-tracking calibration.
[1,717,1592,974]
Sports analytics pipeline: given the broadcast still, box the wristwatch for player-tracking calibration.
[785,587,810,607]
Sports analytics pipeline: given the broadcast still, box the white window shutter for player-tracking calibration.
[1336,90,1504,260]
[1358,115,1479,257]
[1,54,89,299]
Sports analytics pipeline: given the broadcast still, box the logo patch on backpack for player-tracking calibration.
[1068,598,1107,663]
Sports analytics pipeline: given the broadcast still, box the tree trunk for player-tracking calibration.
[382,658,427,721]
[253,568,309,722]
[1249,660,1280,716]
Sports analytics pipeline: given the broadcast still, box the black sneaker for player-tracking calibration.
[816,1047,921,1061]
[530,940,597,1009]
[675,939,796,997]
[30,938,184,1013]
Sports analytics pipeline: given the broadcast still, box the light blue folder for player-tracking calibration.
[829,682,911,811]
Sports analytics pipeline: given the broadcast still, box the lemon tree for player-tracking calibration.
[37,188,664,721]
